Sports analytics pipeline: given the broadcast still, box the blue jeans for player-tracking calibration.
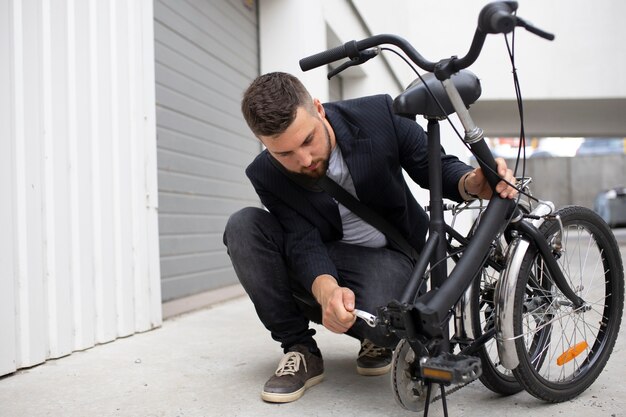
[223,207,415,352]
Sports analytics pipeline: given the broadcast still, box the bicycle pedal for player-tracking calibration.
[420,353,482,385]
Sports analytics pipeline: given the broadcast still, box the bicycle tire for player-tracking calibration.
[511,206,624,402]
[470,239,523,395]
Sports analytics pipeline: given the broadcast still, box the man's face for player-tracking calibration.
[260,100,334,179]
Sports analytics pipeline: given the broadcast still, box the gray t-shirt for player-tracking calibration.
[326,145,387,248]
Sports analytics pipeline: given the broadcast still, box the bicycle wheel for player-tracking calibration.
[470,241,523,395]
[512,206,624,402]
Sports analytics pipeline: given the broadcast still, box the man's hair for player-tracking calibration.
[241,72,314,137]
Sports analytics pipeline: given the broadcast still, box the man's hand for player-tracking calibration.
[311,274,357,333]
[462,158,518,200]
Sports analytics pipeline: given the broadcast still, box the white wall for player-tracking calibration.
[0,0,161,376]
[408,1,626,101]
[351,0,476,229]
[259,0,406,102]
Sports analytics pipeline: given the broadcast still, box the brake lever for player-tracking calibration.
[516,16,555,41]
[327,47,381,80]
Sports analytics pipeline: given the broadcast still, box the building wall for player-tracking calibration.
[259,0,407,103]
[0,0,161,377]
[505,155,626,210]
[154,0,260,302]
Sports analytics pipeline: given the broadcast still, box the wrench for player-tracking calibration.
[354,309,379,327]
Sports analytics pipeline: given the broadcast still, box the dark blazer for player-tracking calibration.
[246,94,471,291]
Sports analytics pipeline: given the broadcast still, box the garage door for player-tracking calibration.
[154,0,261,301]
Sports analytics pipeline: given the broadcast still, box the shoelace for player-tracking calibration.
[359,340,387,359]
[274,351,307,377]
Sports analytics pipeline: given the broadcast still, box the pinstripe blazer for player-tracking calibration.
[246,94,472,291]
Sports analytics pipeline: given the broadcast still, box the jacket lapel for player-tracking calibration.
[325,107,375,203]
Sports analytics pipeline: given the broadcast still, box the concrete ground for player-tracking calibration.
[2,229,625,417]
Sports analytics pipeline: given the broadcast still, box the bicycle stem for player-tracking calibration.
[440,77,503,189]
[441,79,483,144]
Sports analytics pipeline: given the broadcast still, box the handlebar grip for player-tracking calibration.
[478,1,518,34]
[524,23,556,41]
[299,40,359,72]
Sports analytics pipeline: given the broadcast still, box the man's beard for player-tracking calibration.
[292,157,329,180]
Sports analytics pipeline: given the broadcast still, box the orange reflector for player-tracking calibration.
[422,368,453,382]
[556,341,589,366]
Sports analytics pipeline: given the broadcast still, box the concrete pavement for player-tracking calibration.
[1,230,625,417]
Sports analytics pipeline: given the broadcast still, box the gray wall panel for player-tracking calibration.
[155,0,260,302]
[161,268,239,301]
[157,129,257,169]
[156,109,258,155]
[160,234,225,257]
[158,193,249,216]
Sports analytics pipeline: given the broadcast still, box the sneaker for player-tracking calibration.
[356,339,392,376]
[261,345,324,403]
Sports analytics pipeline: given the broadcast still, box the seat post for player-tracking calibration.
[426,118,447,290]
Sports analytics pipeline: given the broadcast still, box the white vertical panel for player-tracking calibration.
[44,0,76,359]
[16,0,48,369]
[0,0,161,376]
[41,0,58,356]
[129,0,148,330]
[131,0,162,330]
[0,0,17,376]
[65,0,84,350]
[142,0,162,327]
[87,0,106,346]
[71,0,96,351]
[94,0,118,343]
[111,0,136,337]
[108,0,124,336]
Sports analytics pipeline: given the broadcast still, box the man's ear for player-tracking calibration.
[313,98,325,119]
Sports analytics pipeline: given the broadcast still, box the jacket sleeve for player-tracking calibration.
[385,95,472,202]
[247,168,339,292]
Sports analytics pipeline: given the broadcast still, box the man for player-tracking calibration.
[223,72,516,403]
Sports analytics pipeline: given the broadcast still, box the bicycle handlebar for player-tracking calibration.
[299,1,553,74]
[299,34,438,73]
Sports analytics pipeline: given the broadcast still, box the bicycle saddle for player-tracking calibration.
[393,70,481,119]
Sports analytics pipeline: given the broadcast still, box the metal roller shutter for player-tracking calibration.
[154,0,261,301]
